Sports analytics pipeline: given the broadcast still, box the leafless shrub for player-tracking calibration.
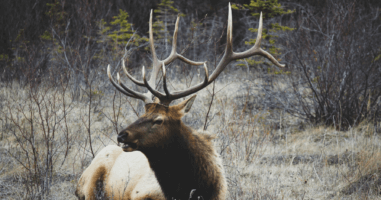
[0,57,76,198]
[265,1,381,130]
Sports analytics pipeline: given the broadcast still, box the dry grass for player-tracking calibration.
[0,76,380,199]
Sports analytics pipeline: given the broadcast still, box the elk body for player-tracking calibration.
[76,3,285,200]
[75,145,164,200]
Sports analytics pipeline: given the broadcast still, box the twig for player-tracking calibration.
[203,80,215,131]
[313,162,324,186]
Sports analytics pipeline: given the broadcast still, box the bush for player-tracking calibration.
[273,0,381,130]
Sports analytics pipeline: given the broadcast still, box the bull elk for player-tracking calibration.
[76,3,285,200]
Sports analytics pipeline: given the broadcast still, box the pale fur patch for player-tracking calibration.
[76,145,165,200]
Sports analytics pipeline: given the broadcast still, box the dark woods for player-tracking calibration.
[1,0,380,129]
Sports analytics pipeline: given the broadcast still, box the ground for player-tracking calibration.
[0,70,380,199]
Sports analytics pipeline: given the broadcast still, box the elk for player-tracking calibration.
[76,3,285,200]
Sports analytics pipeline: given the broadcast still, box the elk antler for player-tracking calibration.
[108,3,285,106]
[108,10,205,105]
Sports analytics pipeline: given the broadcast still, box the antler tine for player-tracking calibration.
[254,12,263,48]
[226,2,233,53]
[162,63,171,96]
[117,72,151,101]
[170,63,209,98]
[122,60,145,86]
[142,66,165,99]
[162,14,205,66]
[163,14,180,64]
[231,12,286,68]
[107,65,152,103]
[147,9,161,93]
[207,2,235,84]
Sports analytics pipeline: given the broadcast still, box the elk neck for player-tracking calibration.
[141,121,221,200]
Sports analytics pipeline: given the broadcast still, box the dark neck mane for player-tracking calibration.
[141,123,225,200]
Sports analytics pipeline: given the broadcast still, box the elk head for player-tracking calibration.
[117,95,196,152]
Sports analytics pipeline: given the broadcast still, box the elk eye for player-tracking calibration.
[153,119,163,125]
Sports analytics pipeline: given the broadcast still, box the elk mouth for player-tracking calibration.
[121,142,138,152]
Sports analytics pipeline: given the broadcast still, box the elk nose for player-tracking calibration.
[117,131,128,143]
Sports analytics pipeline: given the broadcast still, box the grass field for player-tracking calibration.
[0,71,380,199]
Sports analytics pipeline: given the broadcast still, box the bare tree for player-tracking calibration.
[265,0,381,129]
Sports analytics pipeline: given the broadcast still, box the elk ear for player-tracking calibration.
[145,103,156,113]
[176,95,197,114]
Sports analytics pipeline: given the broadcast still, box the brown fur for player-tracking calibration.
[75,145,165,200]
[76,96,226,200]
[118,96,227,200]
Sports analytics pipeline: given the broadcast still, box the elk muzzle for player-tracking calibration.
[118,130,138,152]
